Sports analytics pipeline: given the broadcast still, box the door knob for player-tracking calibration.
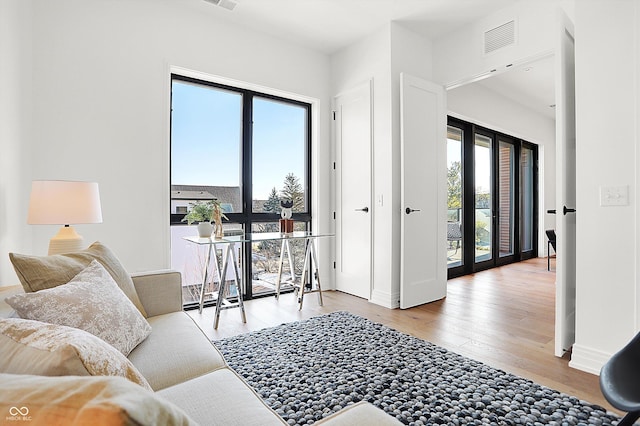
[563,206,576,215]
[405,207,421,214]
[355,207,369,213]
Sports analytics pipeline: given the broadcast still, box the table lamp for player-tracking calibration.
[27,180,103,255]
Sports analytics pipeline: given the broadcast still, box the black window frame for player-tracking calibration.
[447,116,538,279]
[170,74,313,303]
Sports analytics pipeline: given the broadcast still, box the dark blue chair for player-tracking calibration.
[600,332,640,425]
[545,229,556,271]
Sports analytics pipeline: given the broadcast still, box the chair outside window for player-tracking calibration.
[447,222,462,258]
[546,229,556,271]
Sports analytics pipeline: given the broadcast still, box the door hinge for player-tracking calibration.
[333,261,336,269]
[332,111,336,120]
[333,162,336,170]
[333,211,336,220]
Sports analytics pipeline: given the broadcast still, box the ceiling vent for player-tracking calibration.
[484,20,516,54]
[203,0,237,11]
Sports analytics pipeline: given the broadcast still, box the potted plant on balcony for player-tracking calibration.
[181,200,228,239]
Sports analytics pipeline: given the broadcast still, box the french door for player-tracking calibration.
[447,117,538,279]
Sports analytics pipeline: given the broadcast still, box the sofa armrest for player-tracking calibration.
[131,270,183,317]
[315,402,402,426]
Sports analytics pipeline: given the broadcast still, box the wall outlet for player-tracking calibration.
[600,185,629,206]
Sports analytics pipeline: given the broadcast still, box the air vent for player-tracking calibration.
[484,20,516,54]
[203,0,237,11]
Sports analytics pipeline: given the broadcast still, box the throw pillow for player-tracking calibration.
[0,318,151,390]
[0,374,196,425]
[5,260,152,356]
[9,241,147,317]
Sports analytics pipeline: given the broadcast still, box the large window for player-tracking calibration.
[170,75,311,307]
[447,116,538,279]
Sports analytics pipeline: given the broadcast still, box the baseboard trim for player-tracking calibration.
[569,343,611,375]
[370,288,399,309]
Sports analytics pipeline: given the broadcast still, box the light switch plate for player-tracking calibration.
[600,185,629,206]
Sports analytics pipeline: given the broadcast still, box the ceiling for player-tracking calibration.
[475,55,556,119]
[196,0,519,54]
[195,0,555,120]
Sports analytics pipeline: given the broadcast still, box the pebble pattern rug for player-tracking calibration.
[214,311,619,426]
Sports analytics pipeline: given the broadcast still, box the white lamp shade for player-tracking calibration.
[28,180,103,225]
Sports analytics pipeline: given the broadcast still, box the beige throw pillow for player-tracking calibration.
[0,374,196,426]
[5,260,152,356]
[0,318,151,390]
[9,241,147,317]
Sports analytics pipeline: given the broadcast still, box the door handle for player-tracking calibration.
[547,209,557,214]
[405,207,421,215]
[563,206,576,215]
[355,207,369,213]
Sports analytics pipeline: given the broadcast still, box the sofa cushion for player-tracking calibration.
[0,318,151,390]
[9,241,147,317]
[5,260,151,356]
[314,401,402,425]
[128,311,226,391]
[158,368,286,426]
[0,373,196,426]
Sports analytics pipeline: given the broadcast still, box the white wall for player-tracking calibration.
[447,82,556,253]
[2,0,332,285]
[433,1,565,87]
[569,0,639,373]
[0,0,33,286]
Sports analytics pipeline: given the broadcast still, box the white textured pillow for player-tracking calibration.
[5,260,152,356]
[0,318,151,390]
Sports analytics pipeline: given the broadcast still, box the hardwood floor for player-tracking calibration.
[187,257,618,415]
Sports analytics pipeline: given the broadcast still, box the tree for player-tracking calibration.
[280,173,304,212]
[447,161,462,209]
[263,187,281,214]
[475,192,491,209]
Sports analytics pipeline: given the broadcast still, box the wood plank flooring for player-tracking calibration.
[187,257,618,416]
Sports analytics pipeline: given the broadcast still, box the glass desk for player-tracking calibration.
[183,235,248,329]
[184,231,334,328]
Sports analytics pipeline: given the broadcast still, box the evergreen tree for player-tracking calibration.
[280,173,304,212]
[263,187,281,214]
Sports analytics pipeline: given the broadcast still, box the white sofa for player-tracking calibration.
[0,263,400,425]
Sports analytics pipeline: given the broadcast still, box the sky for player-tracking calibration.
[171,80,306,200]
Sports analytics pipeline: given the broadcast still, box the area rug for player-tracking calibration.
[213,311,619,425]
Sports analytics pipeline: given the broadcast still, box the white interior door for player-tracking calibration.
[334,82,372,299]
[400,73,447,309]
[555,11,577,357]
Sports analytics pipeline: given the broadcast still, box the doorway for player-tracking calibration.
[447,116,538,279]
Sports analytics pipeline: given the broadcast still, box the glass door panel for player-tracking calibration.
[474,134,492,263]
[521,146,535,252]
[498,141,515,257]
[447,126,463,268]
[447,116,538,279]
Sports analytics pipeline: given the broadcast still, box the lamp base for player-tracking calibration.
[48,225,84,255]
